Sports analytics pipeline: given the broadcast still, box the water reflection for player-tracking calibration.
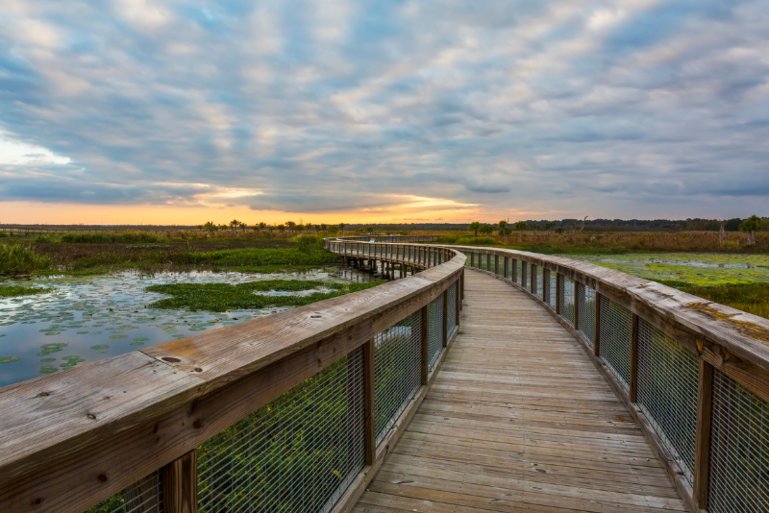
[0,265,377,387]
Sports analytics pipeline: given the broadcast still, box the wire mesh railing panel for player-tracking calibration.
[636,320,698,484]
[447,282,458,337]
[515,260,522,285]
[598,296,632,389]
[374,310,422,444]
[548,273,557,309]
[577,285,596,348]
[561,276,576,326]
[428,295,445,370]
[196,349,365,513]
[86,472,163,513]
[708,370,769,513]
[536,266,543,298]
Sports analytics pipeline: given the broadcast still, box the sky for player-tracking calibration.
[1,0,768,225]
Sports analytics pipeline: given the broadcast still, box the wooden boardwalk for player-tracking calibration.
[353,270,688,513]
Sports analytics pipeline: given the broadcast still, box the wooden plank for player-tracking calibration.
[693,358,713,509]
[364,339,376,465]
[629,314,639,403]
[162,451,197,513]
[354,270,687,513]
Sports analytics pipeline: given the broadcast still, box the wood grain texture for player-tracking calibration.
[447,244,769,375]
[0,247,465,513]
[353,270,688,513]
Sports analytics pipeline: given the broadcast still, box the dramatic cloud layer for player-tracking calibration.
[1,0,768,223]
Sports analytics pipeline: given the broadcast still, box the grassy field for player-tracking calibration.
[0,230,339,277]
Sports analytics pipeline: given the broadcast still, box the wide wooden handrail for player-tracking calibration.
[452,244,769,513]
[0,240,464,512]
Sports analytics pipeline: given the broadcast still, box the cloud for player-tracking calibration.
[0,0,768,222]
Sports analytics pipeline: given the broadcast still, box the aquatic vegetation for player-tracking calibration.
[146,280,381,312]
[0,356,20,364]
[0,244,51,276]
[573,253,769,319]
[0,285,52,298]
[38,343,68,356]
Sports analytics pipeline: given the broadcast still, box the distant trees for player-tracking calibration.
[469,221,481,237]
[498,220,510,241]
[740,215,761,245]
[479,224,493,236]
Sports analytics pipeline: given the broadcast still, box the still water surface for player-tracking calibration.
[0,266,373,387]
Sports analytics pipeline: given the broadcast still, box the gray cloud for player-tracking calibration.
[1,0,768,220]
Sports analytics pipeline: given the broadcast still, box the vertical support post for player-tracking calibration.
[594,293,602,356]
[442,289,449,347]
[629,314,639,402]
[530,265,537,293]
[459,271,465,310]
[420,305,429,385]
[162,451,197,513]
[574,282,581,331]
[494,255,499,275]
[363,339,376,465]
[556,273,562,315]
[486,253,490,271]
[694,358,714,510]
[503,257,509,279]
[512,259,517,283]
[454,280,461,327]
[470,252,475,267]
[543,269,550,305]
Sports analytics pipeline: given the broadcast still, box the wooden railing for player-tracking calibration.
[456,245,769,513]
[0,239,463,513]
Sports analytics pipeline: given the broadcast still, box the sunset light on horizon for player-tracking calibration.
[1,1,768,224]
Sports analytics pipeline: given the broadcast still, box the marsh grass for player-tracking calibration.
[661,281,769,320]
[146,279,382,312]
[0,244,52,276]
[0,285,52,298]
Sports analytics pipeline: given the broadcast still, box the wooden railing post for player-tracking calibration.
[530,265,537,294]
[162,451,197,513]
[543,269,550,304]
[512,259,517,282]
[503,257,509,279]
[694,358,714,510]
[421,305,429,385]
[494,255,499,275]
[556,273,562,315]
[470,252,475,268]
[629,314,639,402]
[574,282,581,330]
[455,280,461,327]
[594,293,602,356]
[363,339,376,465]
[442,290,449,347]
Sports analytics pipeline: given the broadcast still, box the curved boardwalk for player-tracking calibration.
[353,270,688,513]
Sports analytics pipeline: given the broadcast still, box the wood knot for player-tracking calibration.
[161,356,182,363]
[36,391,51,398]
[97,473,108,483]
[193,367,203,373]
[86,413,97,420]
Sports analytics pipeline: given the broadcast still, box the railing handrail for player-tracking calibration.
[446,244,769,374]
[0,239,464,512]
[454,244,769,513]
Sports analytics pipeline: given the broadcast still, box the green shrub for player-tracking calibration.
[0,244,51,276]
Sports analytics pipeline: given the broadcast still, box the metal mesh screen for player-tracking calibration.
[535,266,543,298]
[428,295,445,370]
[561,276,575,326]
[447,283,458,337]
[636,320,698,483]
[375,310,422,444]
[196,349,365,513]
[708,370,769,513]
[577,285,596,348]
[86,472,162,513]
[548,272,557,309]
[598,296,632,388]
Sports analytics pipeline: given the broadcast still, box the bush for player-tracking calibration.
[0,244,51,275]
[61,232,160,244]
[294,235,323,252]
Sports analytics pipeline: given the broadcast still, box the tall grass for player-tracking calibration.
[0,244,51,276]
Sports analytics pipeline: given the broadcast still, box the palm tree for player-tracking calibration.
[469,221,481,238]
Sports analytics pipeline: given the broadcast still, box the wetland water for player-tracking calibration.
[0,266,375,387]
[572,253,769,286]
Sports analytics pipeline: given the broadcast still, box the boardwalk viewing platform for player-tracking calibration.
[354,270,687,513]
[1,237,768,513]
